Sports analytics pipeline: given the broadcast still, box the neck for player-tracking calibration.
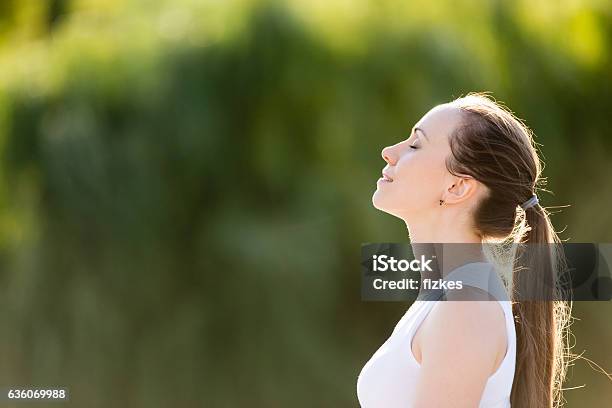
[404,212,487,279]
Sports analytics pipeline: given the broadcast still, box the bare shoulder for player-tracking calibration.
[418,299,507,373]
[411,299,509,406]
[427,300,506,334]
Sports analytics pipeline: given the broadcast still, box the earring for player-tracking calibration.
[439,199,444,206]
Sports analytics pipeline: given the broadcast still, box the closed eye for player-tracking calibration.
[408,132,421,150]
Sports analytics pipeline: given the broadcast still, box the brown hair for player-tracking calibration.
[446,92,570,407]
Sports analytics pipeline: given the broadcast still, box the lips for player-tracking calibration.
[382,172,394,182]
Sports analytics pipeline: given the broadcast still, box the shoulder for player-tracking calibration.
[410,300,508,406]
[427,300,506,335]
[419,300,506,372]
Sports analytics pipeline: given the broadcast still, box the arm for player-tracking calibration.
[412,301,507,408]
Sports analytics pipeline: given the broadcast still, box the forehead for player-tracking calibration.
[415,104,463,144]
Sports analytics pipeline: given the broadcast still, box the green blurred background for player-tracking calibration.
[0,0,610,406]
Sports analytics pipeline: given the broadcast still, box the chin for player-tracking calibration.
[372,193,413,220]
[372,193,395,216]
[372,190,386,211]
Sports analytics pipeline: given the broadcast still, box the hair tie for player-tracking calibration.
[520,194,539,210]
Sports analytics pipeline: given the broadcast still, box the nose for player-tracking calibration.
[381,145,397,165]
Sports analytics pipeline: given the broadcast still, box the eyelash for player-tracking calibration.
[410,144,419,150]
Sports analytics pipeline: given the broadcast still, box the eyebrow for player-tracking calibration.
[413,126,429,142]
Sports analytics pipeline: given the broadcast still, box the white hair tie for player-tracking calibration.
[520,194,539,210]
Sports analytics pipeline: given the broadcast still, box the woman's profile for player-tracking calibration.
[357,92,570,407]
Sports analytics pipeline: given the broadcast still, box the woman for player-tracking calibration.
[357,93,569,407]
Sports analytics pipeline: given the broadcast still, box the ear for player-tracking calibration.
[443,176,480,205]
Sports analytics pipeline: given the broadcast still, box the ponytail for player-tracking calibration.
[511,203,570,408]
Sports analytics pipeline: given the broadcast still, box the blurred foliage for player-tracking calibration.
[0,0,610,406]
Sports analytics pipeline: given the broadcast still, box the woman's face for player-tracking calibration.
[372,104,464,218]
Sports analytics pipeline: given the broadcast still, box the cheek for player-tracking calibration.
[396,155,447,201]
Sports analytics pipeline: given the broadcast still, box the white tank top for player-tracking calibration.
[357,262,517,408]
